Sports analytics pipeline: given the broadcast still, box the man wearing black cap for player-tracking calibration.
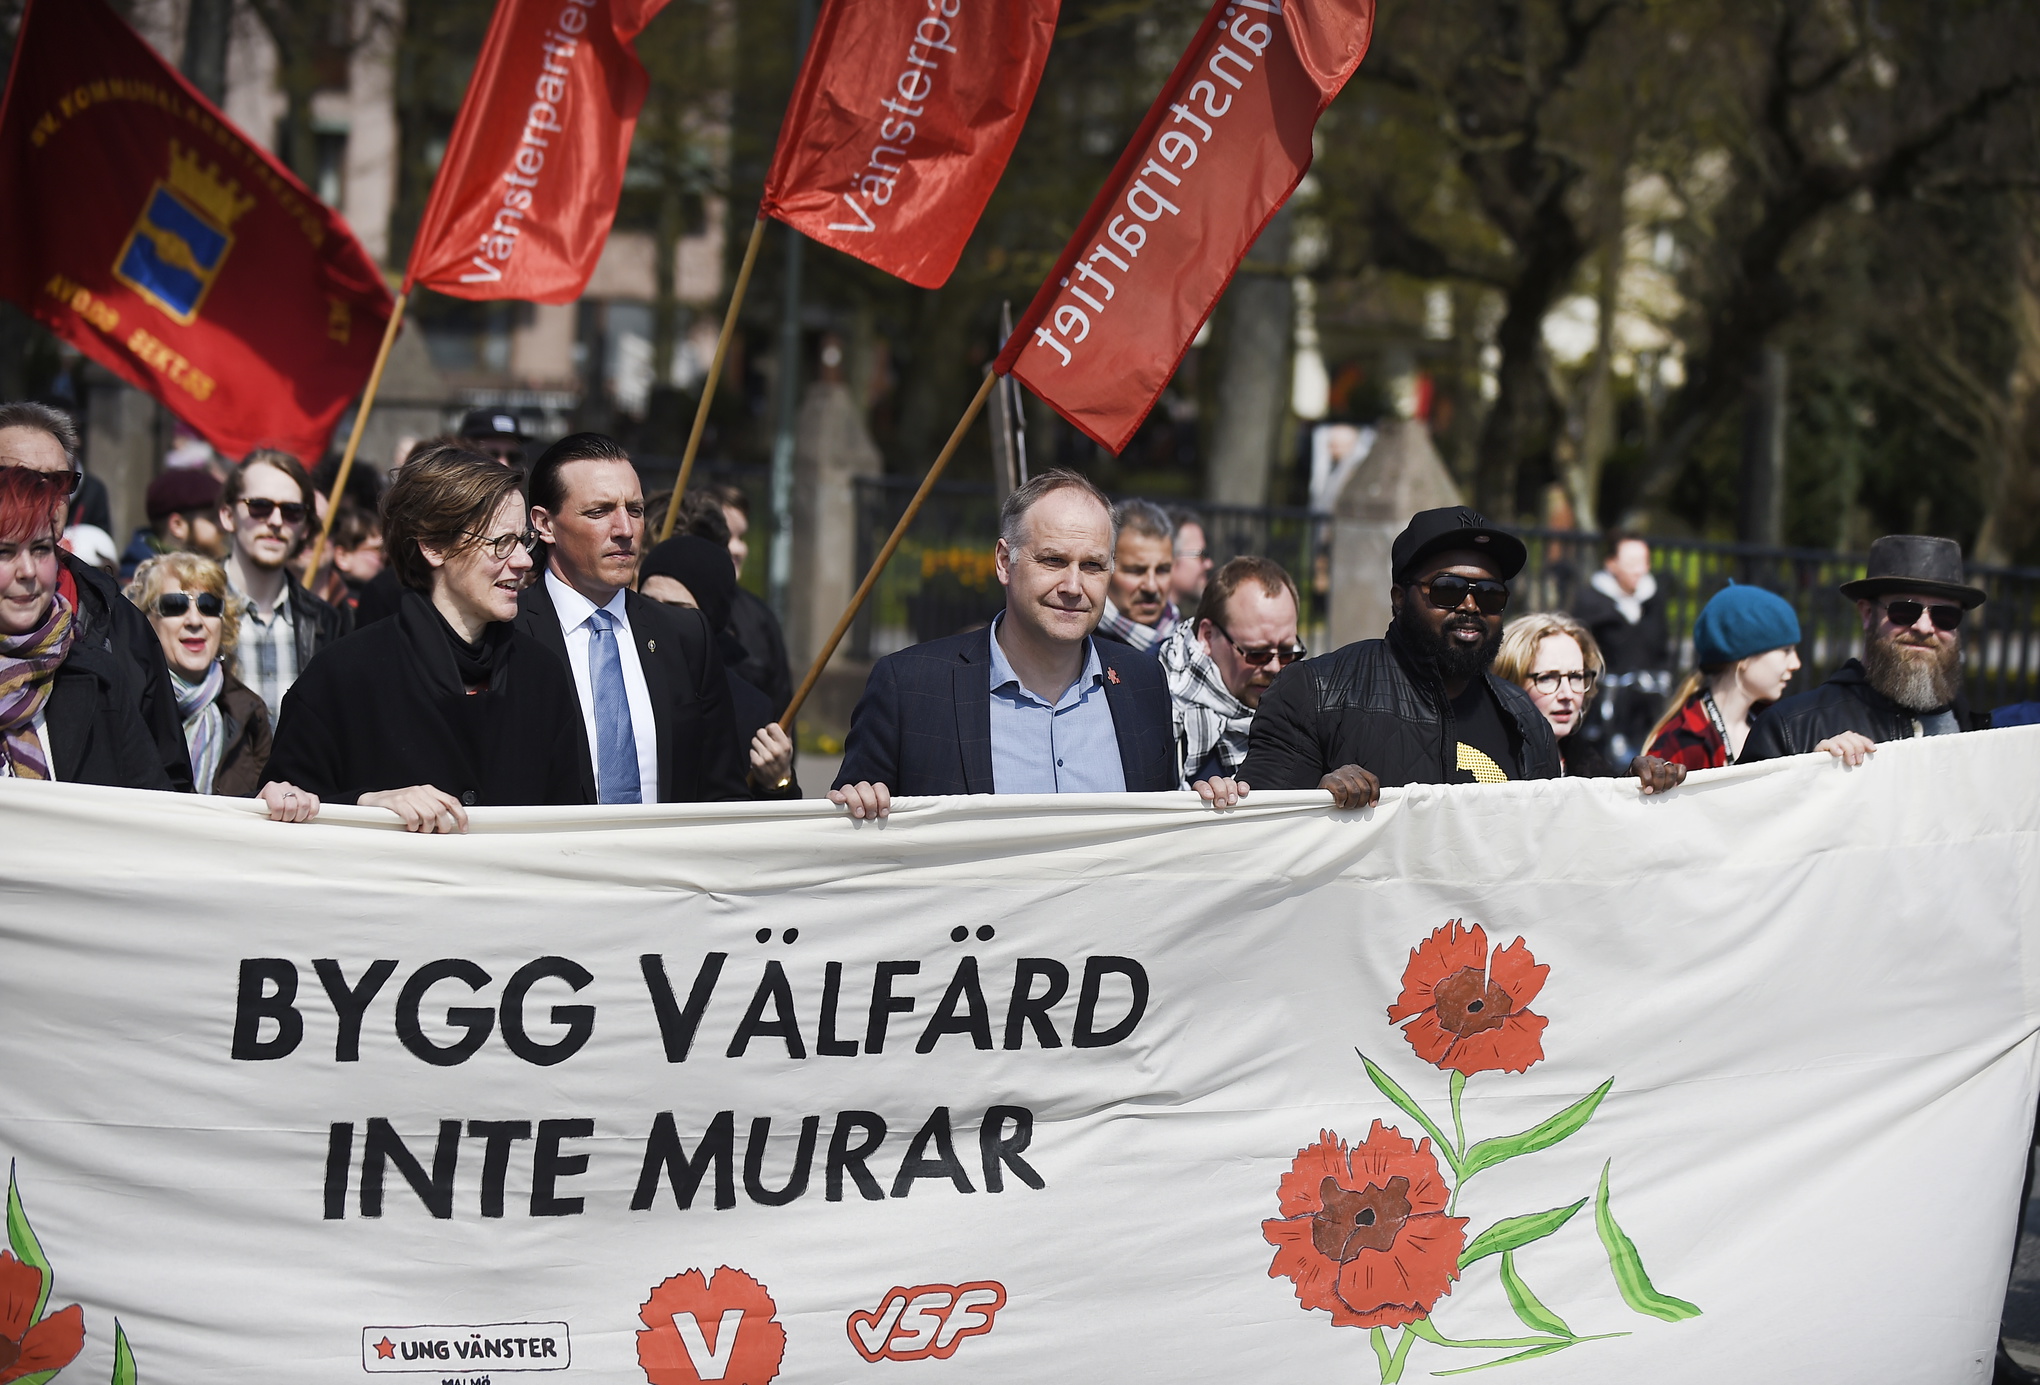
[1241,507,1686,806]
[458,409,528,468]
[127,468,229,575]
[1743,535,1986,764]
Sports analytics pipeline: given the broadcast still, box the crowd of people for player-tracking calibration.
[0,398,2010,830]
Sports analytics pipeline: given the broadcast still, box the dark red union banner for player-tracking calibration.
[994,0,1376,452]
[0,0,394,464]
[760,0,1063,289]
[407,0,671,302]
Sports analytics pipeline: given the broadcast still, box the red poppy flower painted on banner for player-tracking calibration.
[1388,920,1548,1076]
[0,1250,83,1384]
[1262,1123,1469,1328]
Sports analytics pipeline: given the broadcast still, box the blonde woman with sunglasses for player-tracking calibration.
[126,553,270,795]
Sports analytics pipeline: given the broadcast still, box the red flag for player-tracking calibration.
[993,0,1375,451]
[759,0,1062,289]
[0,0,395,464]
[406,0,671,302]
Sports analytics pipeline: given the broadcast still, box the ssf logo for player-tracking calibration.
[846,1281,1007,1363]
[635,1267,786,1385]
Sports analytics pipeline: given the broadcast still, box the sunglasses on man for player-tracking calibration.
[1883,599,1963,632]
[1212,625,1308,667]
[239,497,309,525]
[153,592,224,619]
[1417,573,1510,615]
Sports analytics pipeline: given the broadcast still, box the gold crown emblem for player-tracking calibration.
[166,140,256,229]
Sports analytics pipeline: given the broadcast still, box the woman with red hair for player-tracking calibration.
[0,467,168,786]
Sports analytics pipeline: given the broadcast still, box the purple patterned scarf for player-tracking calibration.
[1097,598,1178,653]
[0,593,75,780]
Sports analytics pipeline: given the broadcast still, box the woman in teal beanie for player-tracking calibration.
[1644,582,1802,769]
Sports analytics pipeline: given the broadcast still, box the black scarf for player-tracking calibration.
[398,589,510,695]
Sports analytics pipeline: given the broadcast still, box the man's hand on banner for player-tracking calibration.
[1320,764,1381,810]
[258,780,320,823]
[1628,756,1686,795]
[829,780,892,821]
[1817,731,1878,766]
[358,785,469,834]
[1193,777,1250,809]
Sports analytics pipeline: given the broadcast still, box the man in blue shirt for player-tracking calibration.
[831,470,1184,817]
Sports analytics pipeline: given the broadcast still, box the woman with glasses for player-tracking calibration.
[1493,613,1615,777]
[0,466,170,788]
[1644,583,1803,771]
[125,553,270,795]
[260,446,588,831]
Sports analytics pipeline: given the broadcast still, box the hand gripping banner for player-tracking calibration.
[407,0,672,302]
[0,0,394,464]
[1,731,2037,1382]
[995,0,1375,451]
[759,0,1063,289]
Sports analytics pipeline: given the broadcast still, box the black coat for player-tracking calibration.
[834,625,1178,794]
[63,551,192,791]
[730,586,793,719]
[730,671,800,800]
[1741,659,1977,761]
[353,565,404,628]
[1573,579,1670,673]
[1241,624,1562,790]
[279,578,349,670]
[263,591,589,808]
[512,580,750,803]
[43,637,175,789]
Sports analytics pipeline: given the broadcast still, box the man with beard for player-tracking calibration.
[1240,507,1686,807]
[1743,535,1984,764]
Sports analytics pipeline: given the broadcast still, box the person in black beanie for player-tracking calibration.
[259,446,588,831]
[639,534,799,799]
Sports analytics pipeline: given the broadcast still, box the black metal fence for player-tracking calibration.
[846,477,2040,709]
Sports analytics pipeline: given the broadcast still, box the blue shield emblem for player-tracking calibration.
[113,142,252,326]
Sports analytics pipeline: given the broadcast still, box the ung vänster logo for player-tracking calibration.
[112,140,253,326]
[362,1322,569,1373]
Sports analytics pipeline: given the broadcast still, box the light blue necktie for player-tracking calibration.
[587,608,642,804]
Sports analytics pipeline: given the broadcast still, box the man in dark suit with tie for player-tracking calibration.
[515,433,749,804]
[831,469,1189,818]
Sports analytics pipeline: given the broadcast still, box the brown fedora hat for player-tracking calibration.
[1838,534,1986,608]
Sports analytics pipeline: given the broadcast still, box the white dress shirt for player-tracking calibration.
[545,571,659,803]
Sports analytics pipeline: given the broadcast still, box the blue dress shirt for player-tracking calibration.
[985,615,1127,793]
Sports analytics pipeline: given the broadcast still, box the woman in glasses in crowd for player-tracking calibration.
[125,553,270,795]
[1493,612,1616,778]
[1644,583,1803,771]
[259,445,589,831]
[0,466,170,787]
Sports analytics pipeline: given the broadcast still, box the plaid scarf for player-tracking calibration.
[0,593,75,781]
[173,661,227,795]
[1098,598,1178,653]
[1159,621,1255,783]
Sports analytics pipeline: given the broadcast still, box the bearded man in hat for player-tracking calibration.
[1239,506,1686,807]
[1743,535,1985,764]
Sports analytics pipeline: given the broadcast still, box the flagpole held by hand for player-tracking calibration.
[777,370,997,731]
[302,290,407,589]
[658,216,768,543]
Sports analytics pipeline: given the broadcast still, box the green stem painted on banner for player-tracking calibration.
[1381,1325,1418,1382]
[1447,1071,1468,1212]
[1371,1326,1391,1379]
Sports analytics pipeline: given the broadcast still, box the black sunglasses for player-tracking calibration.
[1418,573,1510,615]
[1213,624,1307,667]
[154,592,224,619]
[240,497,309,525]
[1884,599,1962,632]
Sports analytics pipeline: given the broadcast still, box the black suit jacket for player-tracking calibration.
[44,639,175,790]
[514,580,750,803]
[834,624,1177,795]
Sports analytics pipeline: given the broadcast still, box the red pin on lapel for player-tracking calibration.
[1106,667,1121,684]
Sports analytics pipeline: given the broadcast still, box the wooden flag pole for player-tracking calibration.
[302,290,408,589]
[658,216,769,543]
[778,370,997,731]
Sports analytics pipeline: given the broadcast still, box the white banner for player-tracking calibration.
[2,729,2038,1385]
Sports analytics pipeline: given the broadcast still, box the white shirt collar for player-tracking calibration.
[545,569,628,631]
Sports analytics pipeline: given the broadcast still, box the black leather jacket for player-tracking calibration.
[63,551,192,792]
[1742,659,1976,760]
[1242,624,1562,790]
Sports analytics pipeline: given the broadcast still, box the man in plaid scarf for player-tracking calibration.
[1160,556,1304,785]
[1095,499,1179,654]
